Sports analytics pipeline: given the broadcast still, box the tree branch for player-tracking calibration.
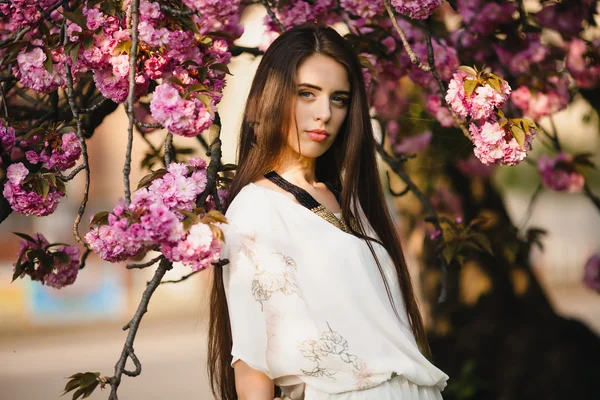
[58,164,85,181]
[63,20,91,249]
[108,258,173,400]
[196,114,223,207]
[159,3,196,16]
[383,0,431,72]
[164,132,173,165]
[261,0,285,32]
[126,255,163,270]
[123,0,140,205]
[375,126,448,303]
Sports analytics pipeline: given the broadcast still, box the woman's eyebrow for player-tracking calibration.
[297,83,350,96]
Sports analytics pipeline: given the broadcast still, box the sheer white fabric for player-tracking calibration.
[221,183,448,399]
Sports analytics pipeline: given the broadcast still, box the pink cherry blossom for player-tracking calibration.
[469,121,533,166]
[446,70,511,121]
[583,254,600,293]
[537,153,585,193]
[161,222,222,272]
[394,131,432,154]
[13,233,81,289]
[3,163,65,216]
[391,0,443,20]
[0,120,16,153]
[426,95,455,127]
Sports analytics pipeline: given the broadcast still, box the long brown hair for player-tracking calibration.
[207,24,430,399]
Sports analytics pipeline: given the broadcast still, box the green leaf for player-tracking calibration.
[136,168,168,190]
[573,152,596,168]
[100,1,116,16]
[42,48,54,74]
[209,63,232,75]
[39,21,51,41]
[40,178,50,199]
[219,163,237,172]
[89,211,110,226]
[205,30,235,40]
[53,251,71,265]
[510,125,525,147]
[458,65,477,76]
[441,243,457,265]
[463,79,478,97]
[195,93,213,111]
[112,40,132,56]
[12,260,29,282]
[82,35,94,50]
[57,126,77,135]
[13,232,38,244]
[66,42,81,63]
[471,233,494,255]
[358,55,375,71]
[78,372,99,388]
[178,16,199,34]
[42,173,57,187]
[486,77,502,93]
[62,10,87,28]
[166,76,185,87]
[178,209,199,221]
[187,83,209,93]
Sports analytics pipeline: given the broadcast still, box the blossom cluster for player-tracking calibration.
[12,233,81,289]
[445,70,511,121]
[446,68,535,166]
[391,0,443,20]
[0,119,80,216]
[85,158,223,271]
[3,163,65,216]
[537,153,585,193]
[584,254,600,293]
[15,44,67,93]
[468,120,533,166]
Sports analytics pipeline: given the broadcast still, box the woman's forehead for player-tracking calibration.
[296,53,350,91]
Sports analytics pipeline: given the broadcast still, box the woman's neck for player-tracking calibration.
[275,152,318,187]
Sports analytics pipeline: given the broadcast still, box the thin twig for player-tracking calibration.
[108,258,173,400]
[135,120,163,129]
[383,0,431,72]
[375,129,448,303]
[159,270,199,285]
[196,132,210,153]
[583,183,600,213]
[386,171,410,196]
[123,0,141,205]
[261,0,285,32]
[196,114,223,207]
[126,255,162,269]
[58,164,85,181]
[229,45,264,57]
[63,20,91,249]
[78,97,109,113]
[517,183,542,232]
[164,132,173,166]
[0,83,8,117]
[159,3,196,16]
[423,23,471,139]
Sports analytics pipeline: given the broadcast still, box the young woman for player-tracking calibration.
[207,24,448,400]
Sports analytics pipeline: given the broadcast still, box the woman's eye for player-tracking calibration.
[332,96,348,106]
[299,91,313,99]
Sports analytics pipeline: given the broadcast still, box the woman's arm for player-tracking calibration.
[233,360,276,400]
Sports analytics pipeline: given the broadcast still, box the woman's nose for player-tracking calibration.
[313,97,331,122]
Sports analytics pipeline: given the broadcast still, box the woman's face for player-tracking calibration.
[285,53,350,160]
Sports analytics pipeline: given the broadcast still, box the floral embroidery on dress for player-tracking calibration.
[298,322,376,389]
[237,233,300,310]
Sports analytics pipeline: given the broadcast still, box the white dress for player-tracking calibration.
[222,183,448,400]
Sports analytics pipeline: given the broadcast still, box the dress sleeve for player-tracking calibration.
[221,216,301,379]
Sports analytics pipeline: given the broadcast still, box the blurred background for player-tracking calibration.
[1,4,600,400]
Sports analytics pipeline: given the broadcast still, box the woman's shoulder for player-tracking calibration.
[225,183,277,226]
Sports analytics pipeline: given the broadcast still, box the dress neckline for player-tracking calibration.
[261,170,353,234]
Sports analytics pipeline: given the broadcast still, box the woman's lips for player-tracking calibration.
[306,130,329,142]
